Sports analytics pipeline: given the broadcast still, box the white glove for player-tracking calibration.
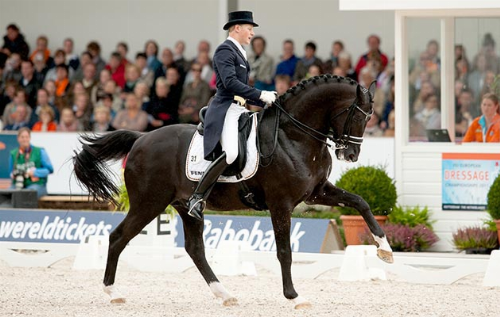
[259,91,277,105]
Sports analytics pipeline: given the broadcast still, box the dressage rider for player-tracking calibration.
[188,11,277,220]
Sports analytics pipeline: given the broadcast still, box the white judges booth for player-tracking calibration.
[340,1,500,251]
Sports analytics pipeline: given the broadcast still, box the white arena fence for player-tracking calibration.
[1,209,499,286]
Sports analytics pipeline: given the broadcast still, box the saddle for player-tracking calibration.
[197,106,253,177]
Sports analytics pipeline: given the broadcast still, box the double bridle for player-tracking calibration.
[256,90,373,166]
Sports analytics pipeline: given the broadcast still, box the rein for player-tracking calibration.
[256,88,372,165]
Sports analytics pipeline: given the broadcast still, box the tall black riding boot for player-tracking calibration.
[188,152,229,221]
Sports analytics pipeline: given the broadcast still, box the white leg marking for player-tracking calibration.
[372,234,392,252]
[103,284,126,303]
[290,295,312,309]
[209,282,238,306]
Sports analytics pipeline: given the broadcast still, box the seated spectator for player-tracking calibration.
[480,33,500,73]
[248,36,274,90]
[358,67,376,89]
[73,93,92,131]
[3,88,31,126]
[43,80,57,106]
[19,60,40,108]
[364,112,384,137]
[275,39,299,80]
[332,66,346,77]
[87,41,106,74]
[67,81,87,109]
[479,70,497,100]
[91,68,112,105]
[190,40,212,70]
[384,110,395,137]
[2,24,30,59]
[105,52,126,88]
[412,81,437,116]
[116,41,130,65]
[145,77,176,129]
[112,93,148,131]
[72,51,93,82]
[135,52,154,88]
[1,80,17,115]
[92,105,114,132]
[33,51,49,85]
[31,106,57,132]
[93,93,117,120]
[144,40,161,72]
[54,64,70,98]
[29,88,60,127]
[463,93,500,143]
[409,51,440,93]
[29,35,53,67]
[293,41,323,83]
[467,54,488,105]
[354,34,389,81]
[337,51,356,81]
[82,63,97,96]
[274,74,292,96]
[57,107,79,132]
[323,40,344,74]
[183,51,210,85]
[8,127,53,197]
[124,64,141,93]
[304,64,321,80]
[4,103,30,131]
[155,48,181,83]
[134,81,150,112]
[3,52,22,83]
[63,38,79,71]
[174,40,191,73]
[413,94,441,136]
[455,57,468,83]
[178,63,211,123]
[103,79,123,112]
[455,89,476,138]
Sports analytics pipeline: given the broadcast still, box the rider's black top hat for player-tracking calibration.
[223,11,259,30]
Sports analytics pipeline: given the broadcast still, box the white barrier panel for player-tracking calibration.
[338,246,387,281]
[483,250,500,287]
[211,241,257,276]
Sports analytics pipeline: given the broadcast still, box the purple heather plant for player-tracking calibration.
[452,226,499,250]
[361,224,439,252]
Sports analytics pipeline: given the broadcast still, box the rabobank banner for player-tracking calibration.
[442,153,500,211]
[175,215,329,253]
[0,209,126,243]
[1,210,330,253]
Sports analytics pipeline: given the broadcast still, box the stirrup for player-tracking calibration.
[188,197,206,221]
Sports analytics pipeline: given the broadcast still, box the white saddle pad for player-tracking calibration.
[185,114,259,183]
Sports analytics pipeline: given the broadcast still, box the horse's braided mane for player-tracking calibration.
[278,74,358,103]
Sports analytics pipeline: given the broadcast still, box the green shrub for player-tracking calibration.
[388,205,435,230]
[487,174,500,220]
[115,182,176,216]
[335,165,397,216]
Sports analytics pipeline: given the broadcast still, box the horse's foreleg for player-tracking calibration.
[305,181,393,263]
[175,205,238,306]
[270,208,311,309]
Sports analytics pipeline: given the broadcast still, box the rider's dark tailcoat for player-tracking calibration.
[203,39,264,160]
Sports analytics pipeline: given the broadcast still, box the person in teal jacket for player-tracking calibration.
[9,127,53,197]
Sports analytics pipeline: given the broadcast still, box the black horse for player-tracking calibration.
[73,75,393,309]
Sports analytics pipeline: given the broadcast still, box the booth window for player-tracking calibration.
[455,18,500,142]
[407,18,442,142]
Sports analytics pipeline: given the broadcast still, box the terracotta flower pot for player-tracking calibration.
[494,220,500,244]
[340,215,388,246]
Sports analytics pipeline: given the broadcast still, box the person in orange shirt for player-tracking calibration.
[54,64,70,97]
[463,93,500,143]
[29,36,53,66]
[32,106,57,132]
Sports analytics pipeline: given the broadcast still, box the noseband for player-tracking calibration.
[257,89,373,165]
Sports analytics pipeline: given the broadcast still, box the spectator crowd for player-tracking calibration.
[0,23,499,141]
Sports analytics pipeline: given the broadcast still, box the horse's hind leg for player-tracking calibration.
[269,206,311,309]
[103,197,170,303]
[305,181,393,263]
[173,203,238,306]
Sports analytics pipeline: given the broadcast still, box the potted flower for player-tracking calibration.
[487,174,500,242]
[452,226,498,254]
[335,165,397,245]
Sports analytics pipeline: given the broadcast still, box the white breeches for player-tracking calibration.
[220,103,249,164]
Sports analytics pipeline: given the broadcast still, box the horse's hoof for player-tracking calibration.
[110,297,126,304]
[223,297,238,306]
[294,302,312,309]
[377,249,394,264]
[291,295,311,309]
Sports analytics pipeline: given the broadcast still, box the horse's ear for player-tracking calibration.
[368,81,377,101]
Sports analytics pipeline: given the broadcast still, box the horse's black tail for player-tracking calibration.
[73,130,142,203]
